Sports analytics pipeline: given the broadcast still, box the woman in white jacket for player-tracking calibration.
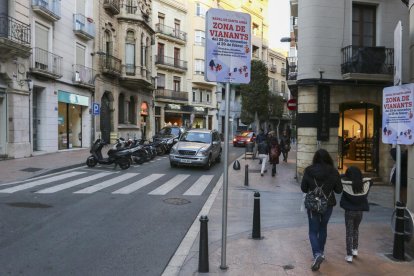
[340,166,372,263]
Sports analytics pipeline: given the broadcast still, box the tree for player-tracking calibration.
[240,60,270,125]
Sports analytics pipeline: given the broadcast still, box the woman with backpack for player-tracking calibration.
[301,149,343,271]
[268,131,281,176]
[340,166,371,263]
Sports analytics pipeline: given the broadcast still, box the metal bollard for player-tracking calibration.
[252,191,262,239]
[393,201,406,260]
[198,215,209,273]
[244,164,249,186]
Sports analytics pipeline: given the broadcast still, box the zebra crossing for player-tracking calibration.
[0,169,217,196]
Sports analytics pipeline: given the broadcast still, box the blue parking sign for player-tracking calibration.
[92,103,100,115]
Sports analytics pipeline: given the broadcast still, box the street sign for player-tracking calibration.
[92,102,100,115]
[204,8,251,84]
[287,99,297,111]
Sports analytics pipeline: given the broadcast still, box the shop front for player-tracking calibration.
[58,90,89,150]
[191,106,207,129]
[140,101,149,138]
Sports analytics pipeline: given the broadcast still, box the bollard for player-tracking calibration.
[252,191,262,239]
[198,215,209,273]
[393,201,406,260]
[244,164,249,186]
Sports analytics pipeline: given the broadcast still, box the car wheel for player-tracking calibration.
[86,156,97,167]
[215,150,222,163]
[170,162,177,168]
[204,155,212,170]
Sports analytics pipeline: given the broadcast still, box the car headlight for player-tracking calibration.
[170,146,178,154]
[197,149,208,156]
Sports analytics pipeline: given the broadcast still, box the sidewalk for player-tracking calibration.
[169,149,414,275]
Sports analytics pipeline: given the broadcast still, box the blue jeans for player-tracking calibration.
[307,206,333,258]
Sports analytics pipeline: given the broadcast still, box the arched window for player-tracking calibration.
[129,96,136,124]
[118,93,125,123]
[125,30,135,75]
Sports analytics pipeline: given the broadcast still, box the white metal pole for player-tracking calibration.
[220,82,230,270]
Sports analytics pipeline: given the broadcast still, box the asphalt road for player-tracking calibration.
[0,145,245,276]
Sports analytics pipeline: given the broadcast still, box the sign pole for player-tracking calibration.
[396,144,401,203]
[220,81,230,270]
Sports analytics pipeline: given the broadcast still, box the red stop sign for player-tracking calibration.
[287,99,297,111]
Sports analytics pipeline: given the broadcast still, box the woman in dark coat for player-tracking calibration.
[279,130,291,162]
[301,149,343,271]
[268,131,281,176]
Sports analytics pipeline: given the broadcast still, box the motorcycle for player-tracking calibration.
[86,139,132,170]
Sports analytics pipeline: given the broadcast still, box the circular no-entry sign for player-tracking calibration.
[287,99,297,111]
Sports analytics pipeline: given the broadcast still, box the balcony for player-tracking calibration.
[118,3,149,23]
[30,47,62,79]
[155,89,188,104]
[32,0,61,21]
[341,45,393,82]
[72,64,95,88]
[103,0,120,15]
[99,54,122,77]
[119,64,152,89]
[0,14,31,58]
[269,65,276,73]
[155,55,187,73]
[155,24,187,45]
[286,56,297,82]
[73,14,95,40]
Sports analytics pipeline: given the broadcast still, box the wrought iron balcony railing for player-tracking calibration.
[0,14,31,46]
[341,45,394,75]
[155,55,187,70]
[100,54,122,76]
[286,56,297,81]
[73,64,95,87]
[269,65,277,73]
[31,0,61,21]
[155,89,188,102]
[31,47,62,77]
[103,0,120,15]
[73,13,95,40]
[155,23,187,42]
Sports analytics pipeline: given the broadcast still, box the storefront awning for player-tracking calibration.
[58,90,89,106]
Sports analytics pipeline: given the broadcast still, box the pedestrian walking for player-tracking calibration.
[256,129,267,165]
[340,166,371,263]
[279,130,291,162]
[301,149,343,271]
[268,131,281,177]
[257,139,268,176]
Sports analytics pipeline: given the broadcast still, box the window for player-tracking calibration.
[196,2,207,17]
[252,23,259,36]
[129,96,136,124]
[173,76,181,91]
[174,19,181,37]
[174,47,180,67]
[104,31,112,55]
[125,31,135,74]
[195,59,204,75]
[158,13,165,25]
[281,81,286,93]
[118,93,125,123]
[35,23,49,70]
[195,30,205,46]
[76,43,85,66]
[252,45,259,58]
[157,43,164,63]
[141,34,147,67]
[352,4,376,47]
[157,73,165,89]
[192,90,196,102]
[206,92,210,103]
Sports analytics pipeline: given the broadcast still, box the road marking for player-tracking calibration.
[36,172,112,193]
[0,172,86,193]
[112,174,164,194]
[74,173,139,194]
[148,174,190,195]
[183,175,214,196]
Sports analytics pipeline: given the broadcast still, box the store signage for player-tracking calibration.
[58,90,89,106]
[204,8,251,84]
[194,107,205,112]
[92,103,100,115]
[167,104,181,110]
[317,85,330,141]
[382,84,414,145]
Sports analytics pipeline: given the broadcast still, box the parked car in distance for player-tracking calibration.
[233,131,256,147]
[169,129,222,169]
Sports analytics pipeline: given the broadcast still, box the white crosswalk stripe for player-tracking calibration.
[36,172,112,193]
[148,174,190,195]
[183,175,214,196]
[0,172,86,193]
[74,173,139,194]
[112,174,164,194]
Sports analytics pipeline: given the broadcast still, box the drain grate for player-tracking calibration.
[20,167,43,172]
[7,202,52,208]
[163,198,191,205]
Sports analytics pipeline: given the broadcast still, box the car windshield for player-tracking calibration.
[240,132,252,137]
[158,127,180,136]
[180,132,211,143]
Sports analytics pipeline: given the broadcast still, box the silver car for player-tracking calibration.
[169,129,222,169]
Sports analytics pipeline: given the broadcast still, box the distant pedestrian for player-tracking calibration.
[256,129,267,165]
[257,139,268,176]
[268,131,281,177]
[279,130,291,162]
[340,166,371,263]
[301,149,343,271]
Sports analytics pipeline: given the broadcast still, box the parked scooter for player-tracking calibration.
[86,139,132,170]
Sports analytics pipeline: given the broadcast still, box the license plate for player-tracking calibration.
[180,159,192,163]
[238,141,244,144]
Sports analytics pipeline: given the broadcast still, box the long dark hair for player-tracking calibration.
[312,149,334,167]
[345,166,363,194]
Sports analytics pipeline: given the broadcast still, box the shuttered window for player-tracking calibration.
[35,23,48,50]
[76,44,85,66]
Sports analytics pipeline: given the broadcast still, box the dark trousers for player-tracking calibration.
[271,163,277,175]
[307,206,333,258]
[344,210,363,256]
[282,151,288,161]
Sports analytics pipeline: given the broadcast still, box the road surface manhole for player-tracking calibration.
[163,198,191,205]
[7,202,52,208]
[20,167,43,172]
